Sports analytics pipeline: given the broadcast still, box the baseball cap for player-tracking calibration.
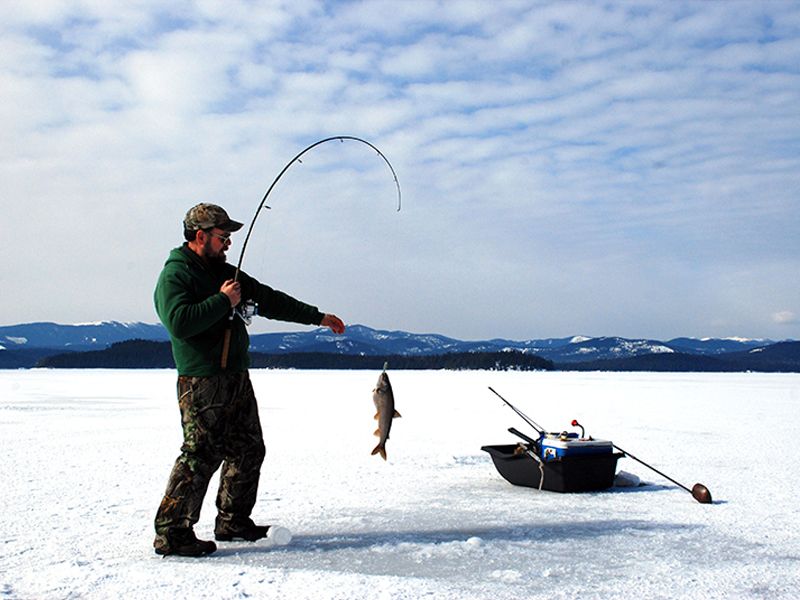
[184,203,244,232]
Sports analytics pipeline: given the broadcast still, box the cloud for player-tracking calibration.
[773,311,798,325]
[2,0,800,340]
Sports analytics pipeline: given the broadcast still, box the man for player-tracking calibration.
[153,203,345,557]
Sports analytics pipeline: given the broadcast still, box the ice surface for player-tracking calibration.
[1,369,799,599]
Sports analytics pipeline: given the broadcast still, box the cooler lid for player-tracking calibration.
[540,437,613,450]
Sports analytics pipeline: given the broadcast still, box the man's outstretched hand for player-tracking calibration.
[321,314,345,334]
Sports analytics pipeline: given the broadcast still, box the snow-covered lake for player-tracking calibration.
[1,369,798,599]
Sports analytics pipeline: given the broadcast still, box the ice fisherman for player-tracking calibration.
[152,203,345,557]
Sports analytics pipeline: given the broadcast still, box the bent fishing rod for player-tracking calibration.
[221,136,402,369]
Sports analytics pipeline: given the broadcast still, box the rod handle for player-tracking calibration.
[508,427,538,446]
[220,326,232,369]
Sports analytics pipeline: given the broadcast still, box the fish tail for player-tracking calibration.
[371,443,387,460]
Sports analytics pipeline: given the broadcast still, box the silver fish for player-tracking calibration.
[371,365,401,460]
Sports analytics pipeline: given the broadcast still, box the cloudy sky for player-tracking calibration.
[2,0,799,342]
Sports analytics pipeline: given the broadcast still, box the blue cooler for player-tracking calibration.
[540,435,613,460]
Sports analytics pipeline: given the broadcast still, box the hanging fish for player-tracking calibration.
[372,363,401,460]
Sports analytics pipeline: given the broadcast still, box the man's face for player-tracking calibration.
[200,228,232,264]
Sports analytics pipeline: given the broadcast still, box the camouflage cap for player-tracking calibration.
[183,203,244,232]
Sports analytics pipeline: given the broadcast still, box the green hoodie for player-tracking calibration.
[154,245,324,376]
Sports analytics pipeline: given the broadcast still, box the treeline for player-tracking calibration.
[35,339,555,371]
[250,350,555,371]
[36,339,176,369]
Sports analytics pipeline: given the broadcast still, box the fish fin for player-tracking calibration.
[371,444,387,460]
[374,413,379,420]
[393,410,402,418]
[374,429,381,437]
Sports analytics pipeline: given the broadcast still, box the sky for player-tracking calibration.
[2,0,800,342]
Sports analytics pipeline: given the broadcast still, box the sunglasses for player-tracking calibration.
[208,231,232,244]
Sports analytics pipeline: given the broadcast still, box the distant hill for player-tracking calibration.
[722,341,800,371]
[36,340,176,369]
[563,341,800,372]
[35,340,555,372]
[2,320,796,371]
[0,321,169,350]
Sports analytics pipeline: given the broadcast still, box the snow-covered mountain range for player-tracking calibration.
[243,324,773,362]
[0,320,778,368]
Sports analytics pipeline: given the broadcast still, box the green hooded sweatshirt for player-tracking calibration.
[154,244,324,376]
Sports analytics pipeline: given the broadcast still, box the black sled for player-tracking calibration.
[482,388,622,493]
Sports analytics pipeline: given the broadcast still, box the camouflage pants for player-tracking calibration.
[154,372,266,543]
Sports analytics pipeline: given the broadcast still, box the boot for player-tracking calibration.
[154,528,217,557]
[214,516,270,541]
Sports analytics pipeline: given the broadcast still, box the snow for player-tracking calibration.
[1,369,799,599]
[651,345,674,353]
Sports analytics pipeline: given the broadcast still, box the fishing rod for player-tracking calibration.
[570,417,711,504]
[488,387,545,435]
[612,441,712,504]
[234,135,401,281]
[221,136,402,369]
[571,419,713,504]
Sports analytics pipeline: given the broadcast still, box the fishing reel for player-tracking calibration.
[235,300,258,325]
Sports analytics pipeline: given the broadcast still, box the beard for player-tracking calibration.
[201,238,228,264]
